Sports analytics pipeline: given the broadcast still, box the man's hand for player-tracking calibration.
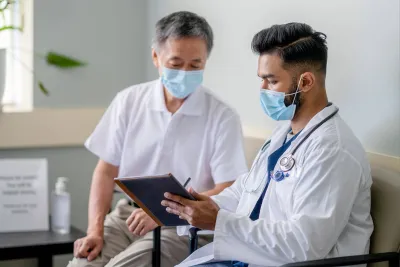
[161,188,220,230]
[74,234,103,262]
[126,208,158,236]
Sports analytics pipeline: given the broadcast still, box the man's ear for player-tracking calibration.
[299,72,316,92]
[152,48,159,68]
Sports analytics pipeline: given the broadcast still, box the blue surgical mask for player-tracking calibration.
[259,75,303,121]
[161,67,204,99]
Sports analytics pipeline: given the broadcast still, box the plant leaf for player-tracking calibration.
[45,52,86,69]
[38,81,49,96]
[0,25,22,32]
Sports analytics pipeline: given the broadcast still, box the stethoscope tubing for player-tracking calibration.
[244,107,339,192]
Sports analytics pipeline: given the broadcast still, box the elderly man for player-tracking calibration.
[67,11,248,267]
[163,22,373,267]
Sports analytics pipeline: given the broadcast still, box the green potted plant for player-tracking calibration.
[0,0,86,102]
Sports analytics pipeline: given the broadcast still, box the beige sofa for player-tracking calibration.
[243,136,400,267]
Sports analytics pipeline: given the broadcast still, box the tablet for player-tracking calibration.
[114,173,195,226]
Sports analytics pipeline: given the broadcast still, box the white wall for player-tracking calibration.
[146,0,400,157]
[34,0,148,108]
[1,2,398,266]
[0,1,149,267]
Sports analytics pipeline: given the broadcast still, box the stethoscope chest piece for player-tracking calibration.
[273,170,286,182]
[244,107,339,191]
[279,155,295,172]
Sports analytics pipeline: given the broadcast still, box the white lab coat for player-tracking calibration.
[176,104,374,267]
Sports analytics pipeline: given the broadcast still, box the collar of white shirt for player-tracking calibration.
[147,79,206,116]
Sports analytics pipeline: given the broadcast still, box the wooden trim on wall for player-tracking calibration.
[367,153,400,173]
[0,108,398,173]
[243,125,400,173]
[0,108,105,149]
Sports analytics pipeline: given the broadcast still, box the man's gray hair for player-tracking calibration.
[152,11,214,55]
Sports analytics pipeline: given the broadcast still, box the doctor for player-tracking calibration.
[162,22,374,267]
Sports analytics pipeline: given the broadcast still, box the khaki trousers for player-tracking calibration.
[67,199,212,267]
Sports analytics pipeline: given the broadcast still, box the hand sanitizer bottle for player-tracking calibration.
[51,177,71,234]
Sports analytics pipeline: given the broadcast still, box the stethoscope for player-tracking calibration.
[244,107,339,192]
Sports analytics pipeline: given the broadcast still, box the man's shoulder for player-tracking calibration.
[306,117,362,150]
[320,117,372,186]
[308,116,370,171]
[113,79,158,105]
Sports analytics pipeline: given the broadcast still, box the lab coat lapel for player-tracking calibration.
[267,122,291,156]
[266,104,338,157]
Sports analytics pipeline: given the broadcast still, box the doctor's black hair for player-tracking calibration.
[251,23,328,74]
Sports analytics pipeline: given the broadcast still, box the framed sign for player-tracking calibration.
[0,159,49,232]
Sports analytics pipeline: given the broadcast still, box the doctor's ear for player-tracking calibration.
[151,48,160,68]
[299,72,316,93]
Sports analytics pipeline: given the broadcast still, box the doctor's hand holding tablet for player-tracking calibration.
[162,187,220,231]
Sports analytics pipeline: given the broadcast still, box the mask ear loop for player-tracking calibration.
[285,74,304,105]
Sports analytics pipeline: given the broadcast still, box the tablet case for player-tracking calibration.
[114,173,195,226]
